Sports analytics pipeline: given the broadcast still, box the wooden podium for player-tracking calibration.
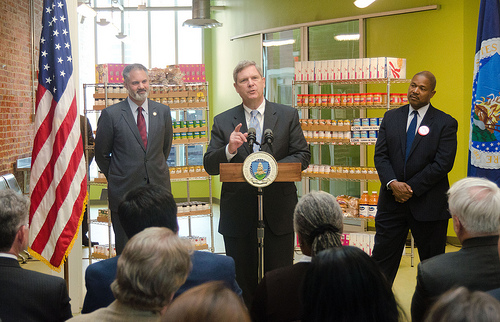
[220,162,302,281]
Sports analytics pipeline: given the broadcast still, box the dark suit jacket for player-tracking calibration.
[80,115,95,164]
[0,256,72,322]
[250,261,310,322]
[81,251,242,313]
[487,287,500,301]
[411,236,500,322]
[374,104,458,221]
[94,99,172,211]
[203,101,310,236]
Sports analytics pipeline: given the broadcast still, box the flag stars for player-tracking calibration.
[41,37,46,44]
[44,64,50,71]
[52,16,58,24]
[60,70,66,77]
[67,56,72,62]
[60,16,66,23]
[57,1,64,8]
[41,51,48,57]
[53,30,59,37]
[55,43,61,50]
[64,43,70,49]
[62,29,68,36]
[57,57,63,64]
[46,7,52,13]
[46,77,52,84]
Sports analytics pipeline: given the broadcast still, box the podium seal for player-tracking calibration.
[242,151,278,188]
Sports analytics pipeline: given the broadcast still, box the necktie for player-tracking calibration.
[405,110,418,162]
[137,106,147,149]
[249,110,261,152]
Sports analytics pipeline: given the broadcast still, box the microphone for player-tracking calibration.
[247,127,257,151]
[263,129,274,145]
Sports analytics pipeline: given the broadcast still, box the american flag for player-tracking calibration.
[29,0,87,271]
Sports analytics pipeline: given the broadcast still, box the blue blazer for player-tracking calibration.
[81,251,241,313]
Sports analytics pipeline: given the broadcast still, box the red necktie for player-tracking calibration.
[137,106,147,149]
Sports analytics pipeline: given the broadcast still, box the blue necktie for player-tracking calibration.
[405,111,418,162]
[249,110,261,152]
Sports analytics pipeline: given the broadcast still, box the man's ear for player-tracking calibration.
[452,215,462,234]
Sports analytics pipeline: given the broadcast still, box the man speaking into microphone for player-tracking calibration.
[204,60,310,306]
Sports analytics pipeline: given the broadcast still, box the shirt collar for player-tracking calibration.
[128,97,149,114]
[0,253,18,260]
[243,99,266,116]
[409,103,430,118]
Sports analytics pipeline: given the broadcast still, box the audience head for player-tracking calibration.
[162,281,250,322]
[111,227,192,313]
[118,184,178,239]
[424,286,500,322]
[293,190,343,256]
[448,177,500,238]
[0,190,29,253]
[302,246,402,322]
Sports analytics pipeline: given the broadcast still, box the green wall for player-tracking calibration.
[205,0,480,227]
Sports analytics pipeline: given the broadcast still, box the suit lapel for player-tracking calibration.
[409,104,435,157]
[147,100,158,152]
[262,101,277,153]
[122,100,146,152]
[398,105,410,159]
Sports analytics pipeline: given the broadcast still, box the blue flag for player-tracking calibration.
[468,0,500,185]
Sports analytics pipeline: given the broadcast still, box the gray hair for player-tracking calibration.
[0,190,29,252]
[123,63,148,82]
[111,227,192,312]
[424,287,500,322]
[448,177,500,235]
[233,60,263,83]
[294,190,344,256]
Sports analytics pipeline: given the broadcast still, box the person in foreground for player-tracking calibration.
[95,63,173,254]
[424,286,500,322]
[0,190,72,322]
[162,281,250,322]
[373,71,458,285]
[70,227,191,321]
[250,190,344,321]
[411,177,500,322]
[301,246,404,322]
[203,60,310,306]
[81,184,241,313]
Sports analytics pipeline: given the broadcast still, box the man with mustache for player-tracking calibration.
[373,71,458,285]
[95,63,173,255]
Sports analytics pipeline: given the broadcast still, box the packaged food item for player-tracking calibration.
[368,191,379,218]
[359,191,369,217]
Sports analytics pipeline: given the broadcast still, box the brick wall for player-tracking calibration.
[0,0,43,189]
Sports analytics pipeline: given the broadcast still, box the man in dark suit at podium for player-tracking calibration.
[203,60,310,306]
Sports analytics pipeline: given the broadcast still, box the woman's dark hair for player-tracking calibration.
[302,246,404,322]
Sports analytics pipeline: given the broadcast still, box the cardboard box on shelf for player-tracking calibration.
[95,64,126,83]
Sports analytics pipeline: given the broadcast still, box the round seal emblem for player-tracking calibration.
[242,151,278,188]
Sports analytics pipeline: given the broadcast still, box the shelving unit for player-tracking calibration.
[293,77,410,229]
[83,82,214,262]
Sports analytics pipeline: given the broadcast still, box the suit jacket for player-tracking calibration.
[487,287,500,301]
[203,101,310,236]
[94,99,172,211]
[0,256,72,322]
[80,115,95,164]
[374,104,458,221]
[81,251,241,313]
[250,262,310,322]
[70,300,160,322]
[411,236,500,322]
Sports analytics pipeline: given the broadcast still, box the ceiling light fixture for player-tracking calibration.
[262,39,296,47]
[96,18,110,26]
[183,0,222,28]
[354,0,376,8]
[334,34,360,41]
[116,32,127,40]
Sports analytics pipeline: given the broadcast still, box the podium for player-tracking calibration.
[220,161,302,282]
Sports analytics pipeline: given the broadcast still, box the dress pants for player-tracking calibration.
[110,209,129,255]
[372,203,448,285]
[224,222,294,307]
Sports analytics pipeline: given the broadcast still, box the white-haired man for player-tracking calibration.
[411,177,500,322]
